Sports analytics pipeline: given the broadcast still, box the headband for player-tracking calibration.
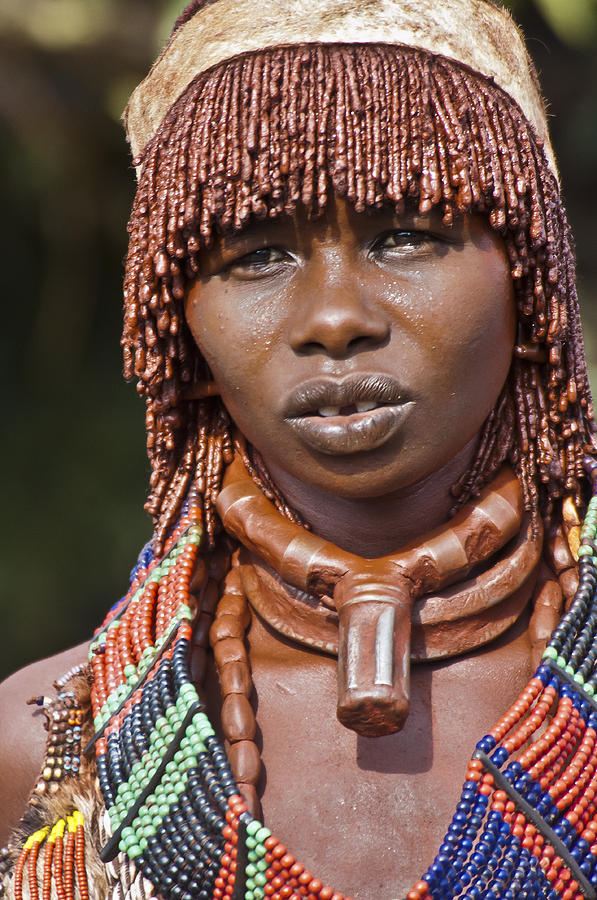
[125,0,557,175]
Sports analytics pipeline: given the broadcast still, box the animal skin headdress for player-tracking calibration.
[125,0,557,174]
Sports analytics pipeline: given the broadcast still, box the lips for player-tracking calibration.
[284,374,414,454]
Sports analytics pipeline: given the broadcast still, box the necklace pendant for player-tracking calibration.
[334,570,413,736]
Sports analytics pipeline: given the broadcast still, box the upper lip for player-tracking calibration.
[284,374,410,418]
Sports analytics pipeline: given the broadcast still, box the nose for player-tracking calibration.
[289,272,390,358]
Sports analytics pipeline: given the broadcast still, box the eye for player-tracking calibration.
[226,246,291,279]
[371,230,437,257]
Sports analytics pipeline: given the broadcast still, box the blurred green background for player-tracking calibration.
[1,0,597,681]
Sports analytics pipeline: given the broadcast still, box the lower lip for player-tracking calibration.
[287,403,415,455]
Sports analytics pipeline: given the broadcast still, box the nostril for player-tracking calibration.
[346,333,389,354]
[292,320,390,358]
[296,334,388,358]
[296,340,329,357]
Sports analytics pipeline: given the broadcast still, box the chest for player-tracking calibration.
[235,614,533,900]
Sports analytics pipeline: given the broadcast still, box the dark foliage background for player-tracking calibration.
[1,0,596,680]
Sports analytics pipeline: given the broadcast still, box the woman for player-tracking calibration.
[2,0,596,898]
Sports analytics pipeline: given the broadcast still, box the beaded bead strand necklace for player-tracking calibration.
[14,467,597,900]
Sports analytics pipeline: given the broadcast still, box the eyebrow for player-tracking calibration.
[218,217,296,251]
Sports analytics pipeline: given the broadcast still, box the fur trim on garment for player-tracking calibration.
[1,774,109,900]
[0,669,159,900]
[1,671,109,900]
[124,0,556,175]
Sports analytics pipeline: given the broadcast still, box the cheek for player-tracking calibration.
[186,283,284,382]
[186,290,252,387]
[441,304,514,382]
[416,256,515,423]
[185,293,281,445]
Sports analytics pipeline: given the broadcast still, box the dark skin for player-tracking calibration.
[0,198,529,896]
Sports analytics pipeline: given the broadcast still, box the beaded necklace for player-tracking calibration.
[12,472,597,900]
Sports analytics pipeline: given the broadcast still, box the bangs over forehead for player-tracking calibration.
[132,42,551,234]
[122,42,593,543]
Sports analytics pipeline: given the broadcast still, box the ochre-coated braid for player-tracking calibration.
[234,439,307,529]
[547,523,581,611]
[529,565,565,668]
[451,386,516,505]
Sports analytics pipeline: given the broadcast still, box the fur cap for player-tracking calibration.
[124,0,556,174]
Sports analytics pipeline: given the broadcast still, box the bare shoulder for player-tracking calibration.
[0,641,90,847]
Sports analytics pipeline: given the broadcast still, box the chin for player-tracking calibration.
[297,459,429,501]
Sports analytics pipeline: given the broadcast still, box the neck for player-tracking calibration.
[263,438,478,557]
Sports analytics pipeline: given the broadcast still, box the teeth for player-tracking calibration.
[317,402,380,417]
[356,401,377,413]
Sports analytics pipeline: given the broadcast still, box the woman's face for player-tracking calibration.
[185,196,516,499]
